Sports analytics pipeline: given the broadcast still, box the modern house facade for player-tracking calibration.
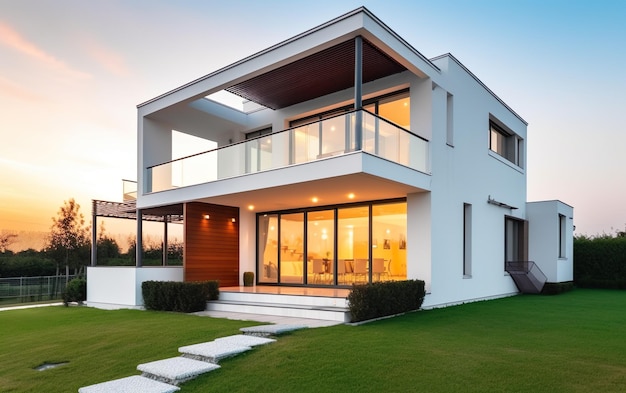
[87,7,573,311]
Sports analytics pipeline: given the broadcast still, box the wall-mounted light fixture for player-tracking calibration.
[231,218,236,223]
[203,214,210,220]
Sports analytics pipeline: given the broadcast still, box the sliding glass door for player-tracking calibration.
[257,200,407,286]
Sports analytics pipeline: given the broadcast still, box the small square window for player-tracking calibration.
[489,121,523,167]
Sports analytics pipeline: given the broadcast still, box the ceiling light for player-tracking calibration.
[248,205,255,211]
[348,193,355,199]
[312,197,318,203]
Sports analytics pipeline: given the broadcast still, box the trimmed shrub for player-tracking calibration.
[542,281,574,295]
[142,280,219,313]
[348,280,425,323]
[62,277,87,306]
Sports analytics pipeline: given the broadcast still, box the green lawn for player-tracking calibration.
[2,289,626,392]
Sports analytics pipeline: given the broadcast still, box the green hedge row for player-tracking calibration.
[142,280,219,313]
[541,281,574,295]
[348,280,425,323]
[574,236,626,289]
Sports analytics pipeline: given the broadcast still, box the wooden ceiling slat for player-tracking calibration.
[226,38,406,110]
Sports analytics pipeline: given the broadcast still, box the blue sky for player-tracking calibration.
[1,0,625,240]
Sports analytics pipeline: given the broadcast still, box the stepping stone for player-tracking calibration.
[178,341,251,363]
[137,356,220,385]
[78,375,179,393]
[240,324,307,337]
[215,334,276,347]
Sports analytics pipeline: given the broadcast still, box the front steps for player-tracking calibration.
[207,290,351,322]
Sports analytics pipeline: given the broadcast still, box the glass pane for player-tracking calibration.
[372,202,407,282]
[292,124,319,164]
[258,214,278,283]
[280,213,304,284]
[306,210,335,285]
[378,92,410,130]
[337,206,369,285]
[320,116,346,157]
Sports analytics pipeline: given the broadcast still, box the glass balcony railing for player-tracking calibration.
[122,179,137,201]
[146,110,429,193]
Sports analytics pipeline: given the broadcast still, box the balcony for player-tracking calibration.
[146,110,429,194]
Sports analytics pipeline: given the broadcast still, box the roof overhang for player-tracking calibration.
[138,7,439,116]
[225,38,407,110]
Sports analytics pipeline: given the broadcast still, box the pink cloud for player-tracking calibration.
[85,41,131,77]
[0,21,91,79]
[0,76,45,103]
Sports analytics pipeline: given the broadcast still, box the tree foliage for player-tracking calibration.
[45,199,90,275]
[0,232,18,253]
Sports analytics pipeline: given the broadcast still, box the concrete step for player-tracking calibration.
[79,375,179,393]
[137,357,220,385]
[207,299,350,322]
[218,291,349,308]
[178,341,252,363]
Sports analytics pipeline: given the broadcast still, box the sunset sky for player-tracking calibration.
[1,0,625,249]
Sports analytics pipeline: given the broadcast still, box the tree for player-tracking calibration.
[45,199,90,279]
[0,232,18,253]
[96,222,121,264]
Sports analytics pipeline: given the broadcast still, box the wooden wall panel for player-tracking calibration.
[184,202,239,286]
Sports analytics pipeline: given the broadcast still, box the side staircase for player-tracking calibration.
[505,261,547,294]
[206,289,351,322]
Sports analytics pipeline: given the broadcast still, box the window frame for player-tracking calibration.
[489,120,523,168]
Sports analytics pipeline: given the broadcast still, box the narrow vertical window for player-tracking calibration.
[559,214,566,258]
[446,93,454,146]
[463,203,472,277]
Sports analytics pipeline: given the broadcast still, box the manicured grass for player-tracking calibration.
[184,289,626,393]
[2,289,626,392]
[0,307,255,392]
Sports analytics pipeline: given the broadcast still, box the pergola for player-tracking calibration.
[91,200,184,267]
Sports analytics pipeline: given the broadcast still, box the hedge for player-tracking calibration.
[574,236,626,289]
[142,280,219,313]
[348,280,425,323]
[62,277,87,306]
[541,281,574,295]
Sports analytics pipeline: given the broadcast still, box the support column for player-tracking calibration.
[162,215,169,266]
[136,209,143,267]
[91,201,97,267]
[354,36,363,151]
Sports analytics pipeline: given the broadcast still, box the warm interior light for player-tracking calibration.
[231,218,236,223]
[348,193,355,199]
[248,205,254,211]
[204,214,210,220]
[312,197,318,203]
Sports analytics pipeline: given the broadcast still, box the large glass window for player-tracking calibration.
[372,203,407,282]
[338,206,370,284]
[258,214,278,283]
[257,200,407,286]
[280,213,304,284]
[307,210,335,285]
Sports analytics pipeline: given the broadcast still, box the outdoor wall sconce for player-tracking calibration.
[203,214,210,220]
[231,218,236,223]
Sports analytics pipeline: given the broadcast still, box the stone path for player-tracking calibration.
[78,325,306,392]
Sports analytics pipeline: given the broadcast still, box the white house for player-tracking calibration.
[87,7,573,314]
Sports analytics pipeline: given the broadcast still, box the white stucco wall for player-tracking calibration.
[527,200,574,282]
[86,266,183,309]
